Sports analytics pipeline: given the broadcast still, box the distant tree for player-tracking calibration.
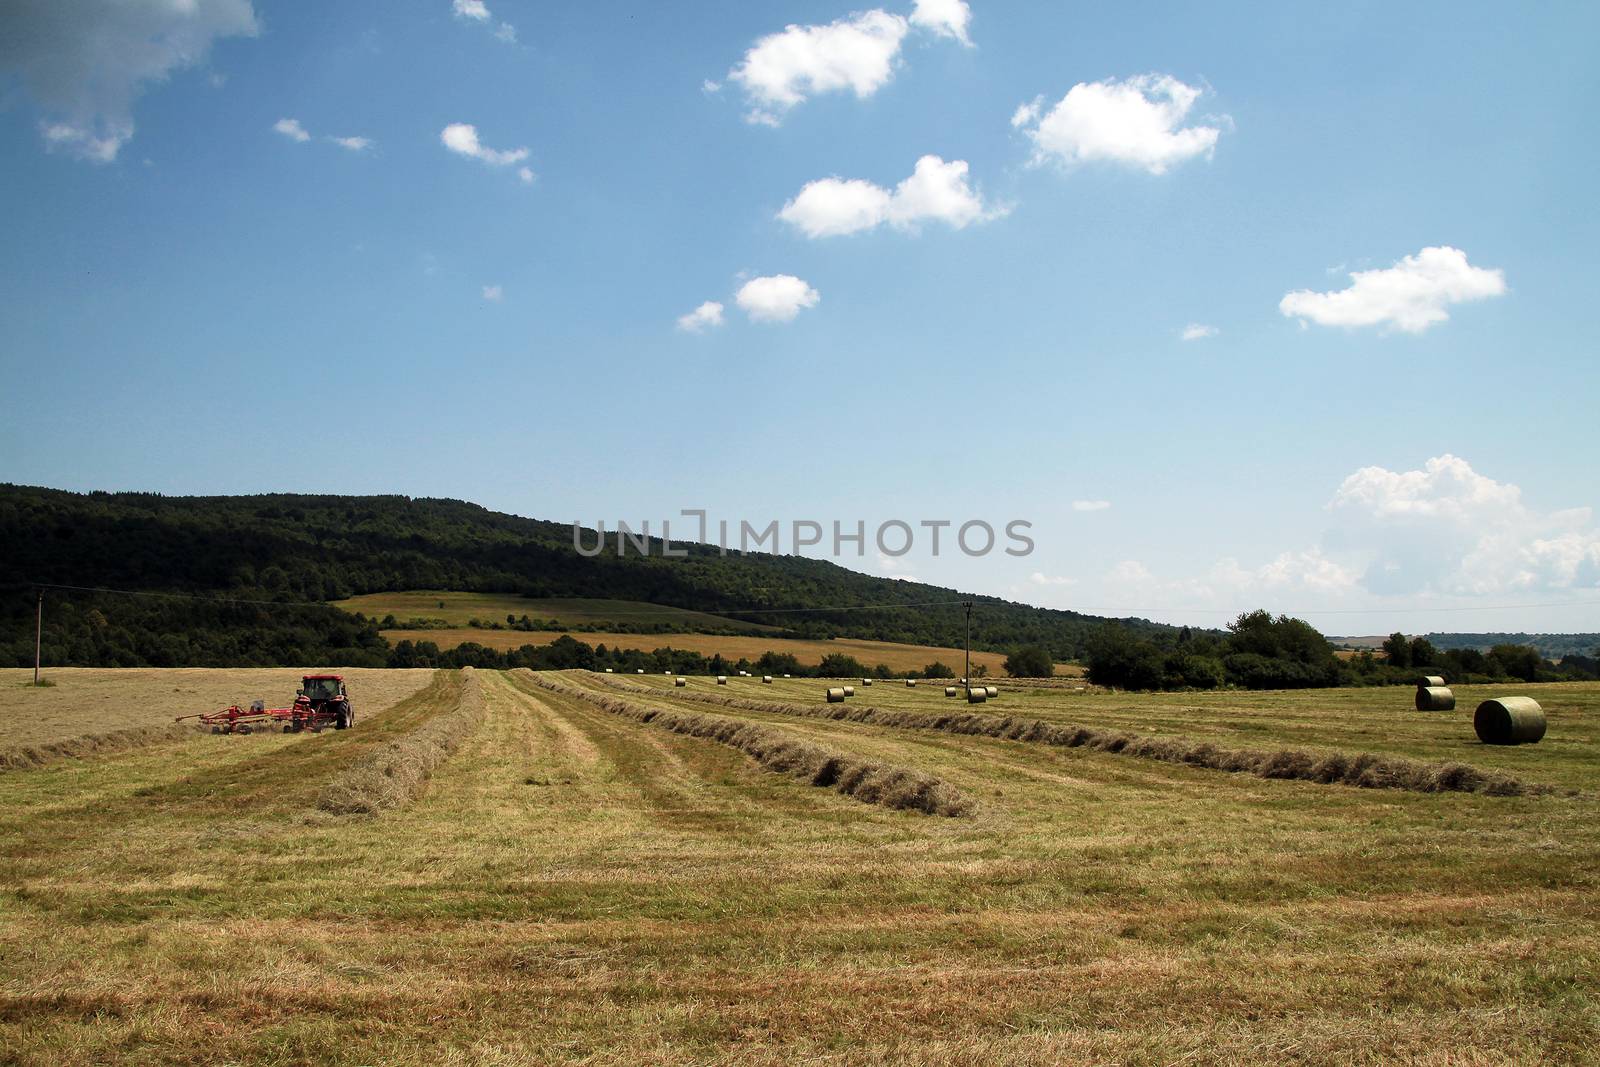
[1003,645,1054,678]
[1381,632,1411,667]
[817,652,868,677]
[922,660,956,679]
[1488,644,1542,683]
[1409,636,1436,667]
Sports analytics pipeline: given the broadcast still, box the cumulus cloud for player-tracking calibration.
[735,275,820,323]
[778,155,1001,238]
[677,300,725,333]
[328,135,371,152]
[481,284,503,301]
[1181,323,1218,341]
[273,117,310,143]
[1030,572,1077,587]
[728,10,910,125]
[1279,246,1507,334]
[0,0,259,162]
[1015,74,1223,174]
[910,0,973,45]
[517,166,535,184]
[1072,500,1111,512]
[1326,454,1599,596]
[440,123,530,167]
[453,0,516,42]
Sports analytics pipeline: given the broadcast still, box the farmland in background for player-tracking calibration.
[378,627,1043,676]
[1,668,1595,1063]
[332,591,781,633]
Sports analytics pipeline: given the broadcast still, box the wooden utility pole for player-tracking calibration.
[34,589,43,686]
[964,601,972,688]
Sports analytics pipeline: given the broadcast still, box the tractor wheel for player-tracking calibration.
[282,724,293,733]
[211,726,222,734]
[237,725,252,735]
[335,703,351,730]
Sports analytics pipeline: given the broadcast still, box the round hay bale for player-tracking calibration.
[966,687,987,704]
[636,668,644,674]
[985,686,998,699]
[604,668,613,673]
[826,687,846,703]
[958,677,967,685]
[716,676,727,685]
[674,677,687,687]
[842,686,855,697]
[1416,686,1456,711]
[905,679,917,687]
[1474,697,1546,745]
[762,675,773,683]
[1418,674,1446,687]
[944,686,958,697]
[861,678,873,687]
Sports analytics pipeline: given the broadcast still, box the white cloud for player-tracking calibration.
[517,166,535,184]
[452,2,517,45]
[1072,500,1111,512]
[677,300,725,333]
[702,79,722,94]
[440,123,530,167]
[1030,572,1077,587]
[328,135,371,152]
[910,0,973,45]
[0,0,258,162]
[779,155,1000,238]
[1279,246,1507,334]
[482,284,503,301]
[273,118,310,143]
[1181,323,1218,341]
[728,10,909,125]
[1015,74,1223,174]
[1326,454,1599,596]
[1107,560,1154,585]
[735,275,820,323]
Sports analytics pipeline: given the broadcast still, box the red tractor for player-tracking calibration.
[180,674,354,734]
[289,675,355,732]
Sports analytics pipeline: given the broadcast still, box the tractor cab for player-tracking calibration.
[293,674,354,730]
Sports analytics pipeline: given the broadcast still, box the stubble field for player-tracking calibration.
[1,668,1595,1064]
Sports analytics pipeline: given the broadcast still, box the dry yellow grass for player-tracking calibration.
[384,627,1041,675]
[1,669,1595,1064]
[0,666,435,748]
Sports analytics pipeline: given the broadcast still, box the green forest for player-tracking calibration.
[1,485,1172,669]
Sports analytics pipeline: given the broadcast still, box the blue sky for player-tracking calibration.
[2,0,1598,633]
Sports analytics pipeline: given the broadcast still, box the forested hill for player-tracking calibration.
[1,485,1176,666]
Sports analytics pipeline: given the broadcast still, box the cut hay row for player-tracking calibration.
[316,670,487,815]
[588,674,1542,797]
[0,723,202,774]
[519,672,972,817]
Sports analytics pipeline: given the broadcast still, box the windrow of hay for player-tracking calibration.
[588,673,1543,797]
[520,672,972,817]
[0,723,202,773]
[316,670,486,815]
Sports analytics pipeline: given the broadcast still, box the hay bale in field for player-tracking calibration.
[636,669,644,674]
[967,687,987,704]
[985,686,999,699]
[674,677,687,687]
[826,687,846,703]
[958,677,967,685]
[1418,675,1446,687]
[905,679,917,687]
[1474,697,1546,745]
[717,676,727,685]
[762,675,773,684]
[604,668,613,673]
[1416,685,1456,711]
[783,673,791,678]
[842,686,855,697]
[944,686,959,697]
[861,678,873,687]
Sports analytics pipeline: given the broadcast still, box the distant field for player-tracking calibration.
[380,627,1043,675]
[332,591,780,632]
[1,670,1595,1062]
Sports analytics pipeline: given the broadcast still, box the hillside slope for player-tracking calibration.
[1,485,1176,666]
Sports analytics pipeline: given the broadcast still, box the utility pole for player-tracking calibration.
[34,589,43,686]
[964,601,972,689]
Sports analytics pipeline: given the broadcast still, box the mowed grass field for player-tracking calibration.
[379,627,1035,676]
[1,670,1597,1064]
[332,591,780,632]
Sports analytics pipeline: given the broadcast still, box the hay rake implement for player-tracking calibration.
[177,674,355,734]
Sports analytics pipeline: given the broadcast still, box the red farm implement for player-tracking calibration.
[179,674,355,734]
